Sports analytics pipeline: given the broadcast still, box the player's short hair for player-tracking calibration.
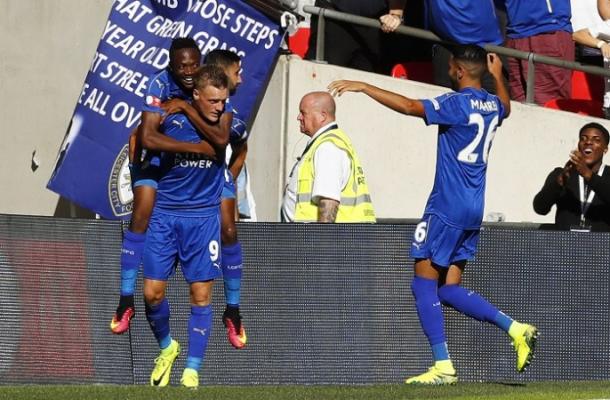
[450,44,487,78]
[204,49,241,68]
[579,122,610,144]
[169,37,201,57]
[193,64,228,91]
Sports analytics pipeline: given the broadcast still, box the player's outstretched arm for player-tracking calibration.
[328,80,425,118]
[487,53,511,118]
[139,111,216,156]
[161,98,230,149]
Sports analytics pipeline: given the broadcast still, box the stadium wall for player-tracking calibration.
[0,213,609,385]
[1,1,607,222]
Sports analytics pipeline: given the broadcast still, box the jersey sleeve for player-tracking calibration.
[141,74,166,114]
[229,112,250,146]
[422,93,467,127]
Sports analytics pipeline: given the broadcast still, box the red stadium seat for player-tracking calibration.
[571,70,603,101]
[543,98,604,118]
[288,27,310,58]
[391,61,434,84]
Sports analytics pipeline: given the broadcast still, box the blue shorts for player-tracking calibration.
[222,167,236,200]
[130,157,161,189]
[409,214,480,267]
[143,210,222,283]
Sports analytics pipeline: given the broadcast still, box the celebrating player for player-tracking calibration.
[144,65,229,388]
[111,41,248,351]
[162,49,249,349]
[110,37,228,334]
[329,44,538,385]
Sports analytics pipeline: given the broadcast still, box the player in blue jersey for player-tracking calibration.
[162,49,250,349]
[111,45,250,350]
[143,65,229,388]
[204,50,249,349]
[329,45,538,385]
[110,38,230,335]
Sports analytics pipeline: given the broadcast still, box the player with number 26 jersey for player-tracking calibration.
[329,45,539,386]
[422,88,507,230]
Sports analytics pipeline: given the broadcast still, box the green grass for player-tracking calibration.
[0,382,610,400]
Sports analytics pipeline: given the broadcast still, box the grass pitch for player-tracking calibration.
[1,382,610,400]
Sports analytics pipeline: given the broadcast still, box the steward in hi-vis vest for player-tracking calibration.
[294,127,376,223]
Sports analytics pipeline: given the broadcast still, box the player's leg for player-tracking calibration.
[181,280,215,389]
[437,231,539,372]
[406,216,457,385]
[111,175,157,334]
[179,213,223,388]
[220,172,247,349]
[405,259,457,385]
[142,212,180,387]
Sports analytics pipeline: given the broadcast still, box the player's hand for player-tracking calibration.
[379,13,402,33]
[192,141,217,159]
[569,149,593,181]
[487,53,503,78]
[327,80,367,97]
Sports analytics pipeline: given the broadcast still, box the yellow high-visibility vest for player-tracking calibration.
[294,128,376,223]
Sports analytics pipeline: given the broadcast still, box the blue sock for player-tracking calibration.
[494,311,514,333]
[145,298,172,349]
[186,305,213,372]
[221,242,243,307]
[120,230,146,296]
[438,284,499,324]
[411,276,448,360]
[431,342,450,362]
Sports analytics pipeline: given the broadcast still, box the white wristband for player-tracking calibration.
[597,40,605,49]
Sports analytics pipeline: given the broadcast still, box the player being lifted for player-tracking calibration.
[110,39,247,350]
[329,44,538,385]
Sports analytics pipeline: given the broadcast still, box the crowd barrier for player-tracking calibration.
[0,214,609,385]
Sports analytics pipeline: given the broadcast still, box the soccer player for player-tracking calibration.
[144,65,229,388]
[328,44,538,385]
[163,49,249,349]
[109,38,232,337]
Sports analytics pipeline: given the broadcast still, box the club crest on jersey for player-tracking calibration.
[108,144,133,217]
[146,95,161,107]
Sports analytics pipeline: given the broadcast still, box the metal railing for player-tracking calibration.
[304,5,610,104]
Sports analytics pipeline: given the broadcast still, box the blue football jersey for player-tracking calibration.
[425,0,503,46]
[135,69,191,175]
[142,69,191,115]
[421,87,507,229]
[225,100,250,146]
[154,113,224,216]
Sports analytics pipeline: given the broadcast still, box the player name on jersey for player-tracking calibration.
[470,99,498,112]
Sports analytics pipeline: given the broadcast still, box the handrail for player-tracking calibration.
[303,5,610,104]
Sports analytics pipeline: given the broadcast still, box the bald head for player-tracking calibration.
[297,91,336,136]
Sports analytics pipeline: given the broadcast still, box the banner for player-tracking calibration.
[47,0,283,219]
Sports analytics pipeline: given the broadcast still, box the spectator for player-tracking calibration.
[571,0,610,118]
[499,0,574,105]
[281,91,376,223]
[533,122,610,232]
[306,0,388,72]
[381,0,504,91]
